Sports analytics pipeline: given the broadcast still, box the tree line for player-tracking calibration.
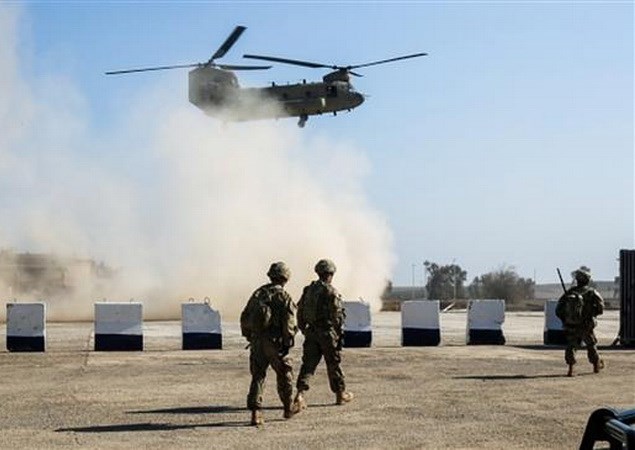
[422,261,535,304]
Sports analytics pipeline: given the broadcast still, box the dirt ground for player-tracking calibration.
[0,310,633,449]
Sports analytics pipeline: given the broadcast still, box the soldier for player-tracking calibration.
[240,262,299,426]
[293,259,354,410]
[555,268,605,377]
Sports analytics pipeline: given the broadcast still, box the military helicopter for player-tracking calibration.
[241,50,427,127]
[106,26,427,127]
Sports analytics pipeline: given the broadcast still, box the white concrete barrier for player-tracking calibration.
[401,300,440,346]
[342,300,372,348]
[6,302,46,352]
[94,302,143,351]
[181,299,222,350]
[466,299,506,345]
[544,299,566,345]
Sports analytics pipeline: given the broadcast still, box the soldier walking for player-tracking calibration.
[556,268,605,377]
[293,259,354,409]
[240,262,300,426]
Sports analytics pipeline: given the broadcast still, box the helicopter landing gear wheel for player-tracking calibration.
[298,114,308,128]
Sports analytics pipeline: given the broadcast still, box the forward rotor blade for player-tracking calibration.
[217,63,272,71]
[349,52,428,70]
[244,54,332,69]
[105,63,200,75]
[210,25,246,62]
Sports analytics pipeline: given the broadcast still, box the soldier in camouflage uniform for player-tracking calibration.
[293,259,354,409]
[556,268,605,377]
[240,262,299,426]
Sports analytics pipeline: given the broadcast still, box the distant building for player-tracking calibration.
[384,280,619,311]
[534,281,618,307]
[0,249,113,298]
[381,285,427,311]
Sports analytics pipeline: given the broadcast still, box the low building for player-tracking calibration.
[0,249,113,298]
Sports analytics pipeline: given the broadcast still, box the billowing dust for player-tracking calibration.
[0,6,394,321]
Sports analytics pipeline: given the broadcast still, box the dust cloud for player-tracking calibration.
[0,6,394,321]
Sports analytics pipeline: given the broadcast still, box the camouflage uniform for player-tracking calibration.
[240,263,298,423]
[556,269,604,374]
[295,259,352,405]
[296,279,347,394]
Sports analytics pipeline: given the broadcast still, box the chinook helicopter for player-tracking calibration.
[106,26,427,127]
[242,50,427,127]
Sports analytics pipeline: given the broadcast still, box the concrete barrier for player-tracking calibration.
[6,302,46,352]
[544,299,566,345]
[181,299,222,350]
[401,300,441,346]
[94,302,143,351]
[342,300,372,348]
[466,299,505,345]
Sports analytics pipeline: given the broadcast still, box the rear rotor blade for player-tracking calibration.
[244,54,332,69]
[349,52,428,70]
[210,25,246,62]
[105,63,200,75]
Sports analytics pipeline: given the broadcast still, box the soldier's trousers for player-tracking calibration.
[564,326,600,366]
[247,338,294,411]
[296,328,346,394]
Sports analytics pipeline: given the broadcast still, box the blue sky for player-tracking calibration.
[5,1,634,286]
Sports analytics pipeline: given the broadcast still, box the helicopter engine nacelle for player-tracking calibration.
[188,66,240,113]
[323,69,350,84]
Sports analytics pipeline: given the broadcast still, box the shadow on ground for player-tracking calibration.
[127,403,333,415]
[55,421,257,432]
[453,373,595,380]
[128,405,246,414]
[453,373,567,380]
[55,402,337,433]
[514,344,631,351]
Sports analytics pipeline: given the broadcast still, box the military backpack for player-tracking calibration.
[301,282,323,327]
[556,291,585,327]
[240,286,276,337]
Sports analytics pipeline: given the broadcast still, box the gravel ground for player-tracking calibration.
[0,310,632,449]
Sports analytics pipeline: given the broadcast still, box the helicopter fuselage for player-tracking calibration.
[252,79,365,119]
[188,66,364,125]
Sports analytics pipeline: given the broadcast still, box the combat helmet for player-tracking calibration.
[315,259,337,275]
[574,267,592,284]
[267,261,291,281]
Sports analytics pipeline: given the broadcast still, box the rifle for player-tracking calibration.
[557,268,568,294]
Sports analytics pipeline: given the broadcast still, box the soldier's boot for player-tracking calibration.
[250,409,264,426]
[593,359,605,374]
[283,397,302,419]
[336,391,354,405]
[566,364,574,377]
[283,404,298,419]
[293,390,307,411]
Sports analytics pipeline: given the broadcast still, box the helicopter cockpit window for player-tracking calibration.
[326,85,338,97]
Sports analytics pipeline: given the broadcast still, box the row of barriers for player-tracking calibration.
[4,299,570,352]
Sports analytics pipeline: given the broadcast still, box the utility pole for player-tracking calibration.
[423,261,428,299]
[452,258,457,300]
[411,263,416,299]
